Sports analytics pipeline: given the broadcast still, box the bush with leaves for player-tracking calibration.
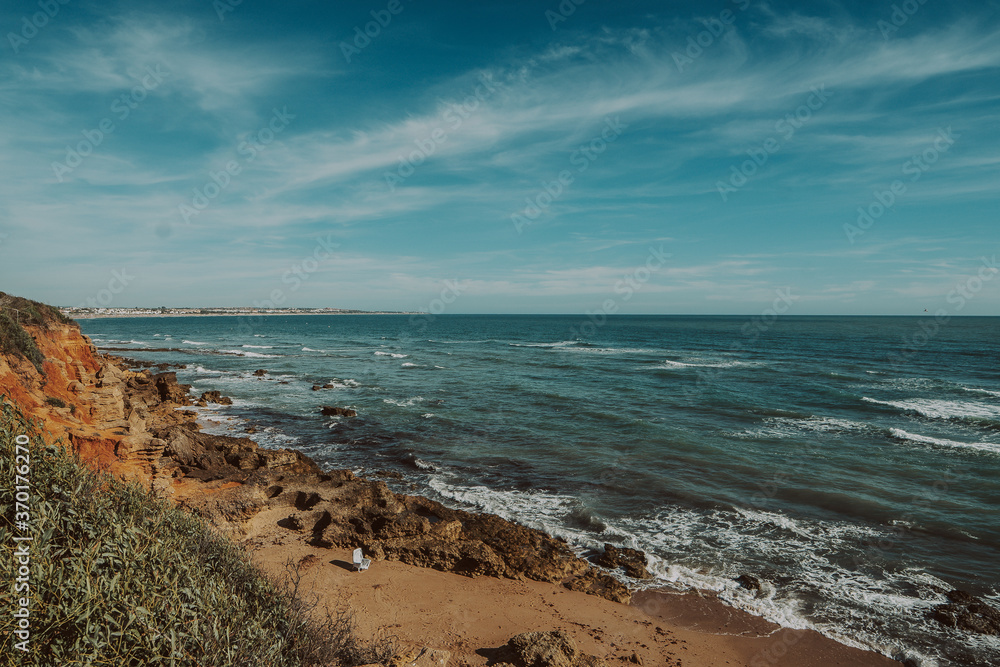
[0,398,395,666]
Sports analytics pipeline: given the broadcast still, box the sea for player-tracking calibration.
[79,314,1000,666]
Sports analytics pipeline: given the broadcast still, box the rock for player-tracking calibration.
[562,569,632,604]
[736,574,762,591]
[391,647,451,667]
[932,590,1000,635]
[200,390,233,405]
[253,369,267,376]
[323,383,335,389]
[627,653,642,665]
[245,426,258,434]
[493,630,607,667]
[152,372,192,404]
[320,406,357,417]
[594,543,650,579]
[312,385,323,391]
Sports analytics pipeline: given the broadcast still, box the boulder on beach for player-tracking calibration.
[320,406,357,417]
[492,630,608,667]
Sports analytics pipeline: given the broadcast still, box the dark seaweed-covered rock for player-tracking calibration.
[932,590,1000,635]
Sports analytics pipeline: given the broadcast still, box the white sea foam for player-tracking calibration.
[890,428,1000,455]
[190,365,224,375]
[241,344,273,349]
[383,396,424,407]
[509,340,578,348]
[863,397,1000,421]
[301,347,323,352]
[218,349,279,358]
[963,386,1000,398]
[183,340,208,345]
[374,351,408,358]
[401,362,420,368]
[658,358,752,369]
[324,378,359,389]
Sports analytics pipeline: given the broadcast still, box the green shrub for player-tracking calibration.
[0,398,394,667]
[0,312,45,373]
[44,397,66,409]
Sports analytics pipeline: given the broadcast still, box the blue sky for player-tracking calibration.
[1,0,998,314]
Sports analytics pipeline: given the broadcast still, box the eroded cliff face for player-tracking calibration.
[0,316,640,603]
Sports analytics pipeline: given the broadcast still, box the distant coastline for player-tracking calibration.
[63,307,417,319]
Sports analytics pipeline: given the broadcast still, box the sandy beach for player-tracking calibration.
[248,538,900,667]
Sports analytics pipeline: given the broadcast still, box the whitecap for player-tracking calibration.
[863,397,1000,421]
[890,428,1000,455]
[218,349,279,358]
[374,351,408,358]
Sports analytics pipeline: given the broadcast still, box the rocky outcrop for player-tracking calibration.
[594,544,650,579]
[320,406,357,417]
[199,390,233,405]
[932,590,1000,635]
[491,630,608,667]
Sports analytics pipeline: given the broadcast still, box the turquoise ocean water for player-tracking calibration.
[80,315,1000,666]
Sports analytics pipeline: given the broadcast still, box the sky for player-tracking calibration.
[0,0,998,315]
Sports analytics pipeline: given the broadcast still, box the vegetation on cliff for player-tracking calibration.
[0,399,394,667]
[0,292,69,374]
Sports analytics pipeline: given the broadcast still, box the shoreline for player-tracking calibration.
[67,311,418,319]
[1,316,905,666]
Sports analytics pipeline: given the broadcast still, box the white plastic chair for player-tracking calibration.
[353,547,371,571]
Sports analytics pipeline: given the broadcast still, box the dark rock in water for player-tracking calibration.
[947,589,977,605]
[200,390,232,405]
[320,406,357,417]
[245,426,258,434]
[279,381,289,385]
[736,574,762,591]
[594,543,651,579]
[493,629,609,667]
[253,369,267,376]
[322,383,335,389]
[311,385,322,391]
[932,590,1000,635]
